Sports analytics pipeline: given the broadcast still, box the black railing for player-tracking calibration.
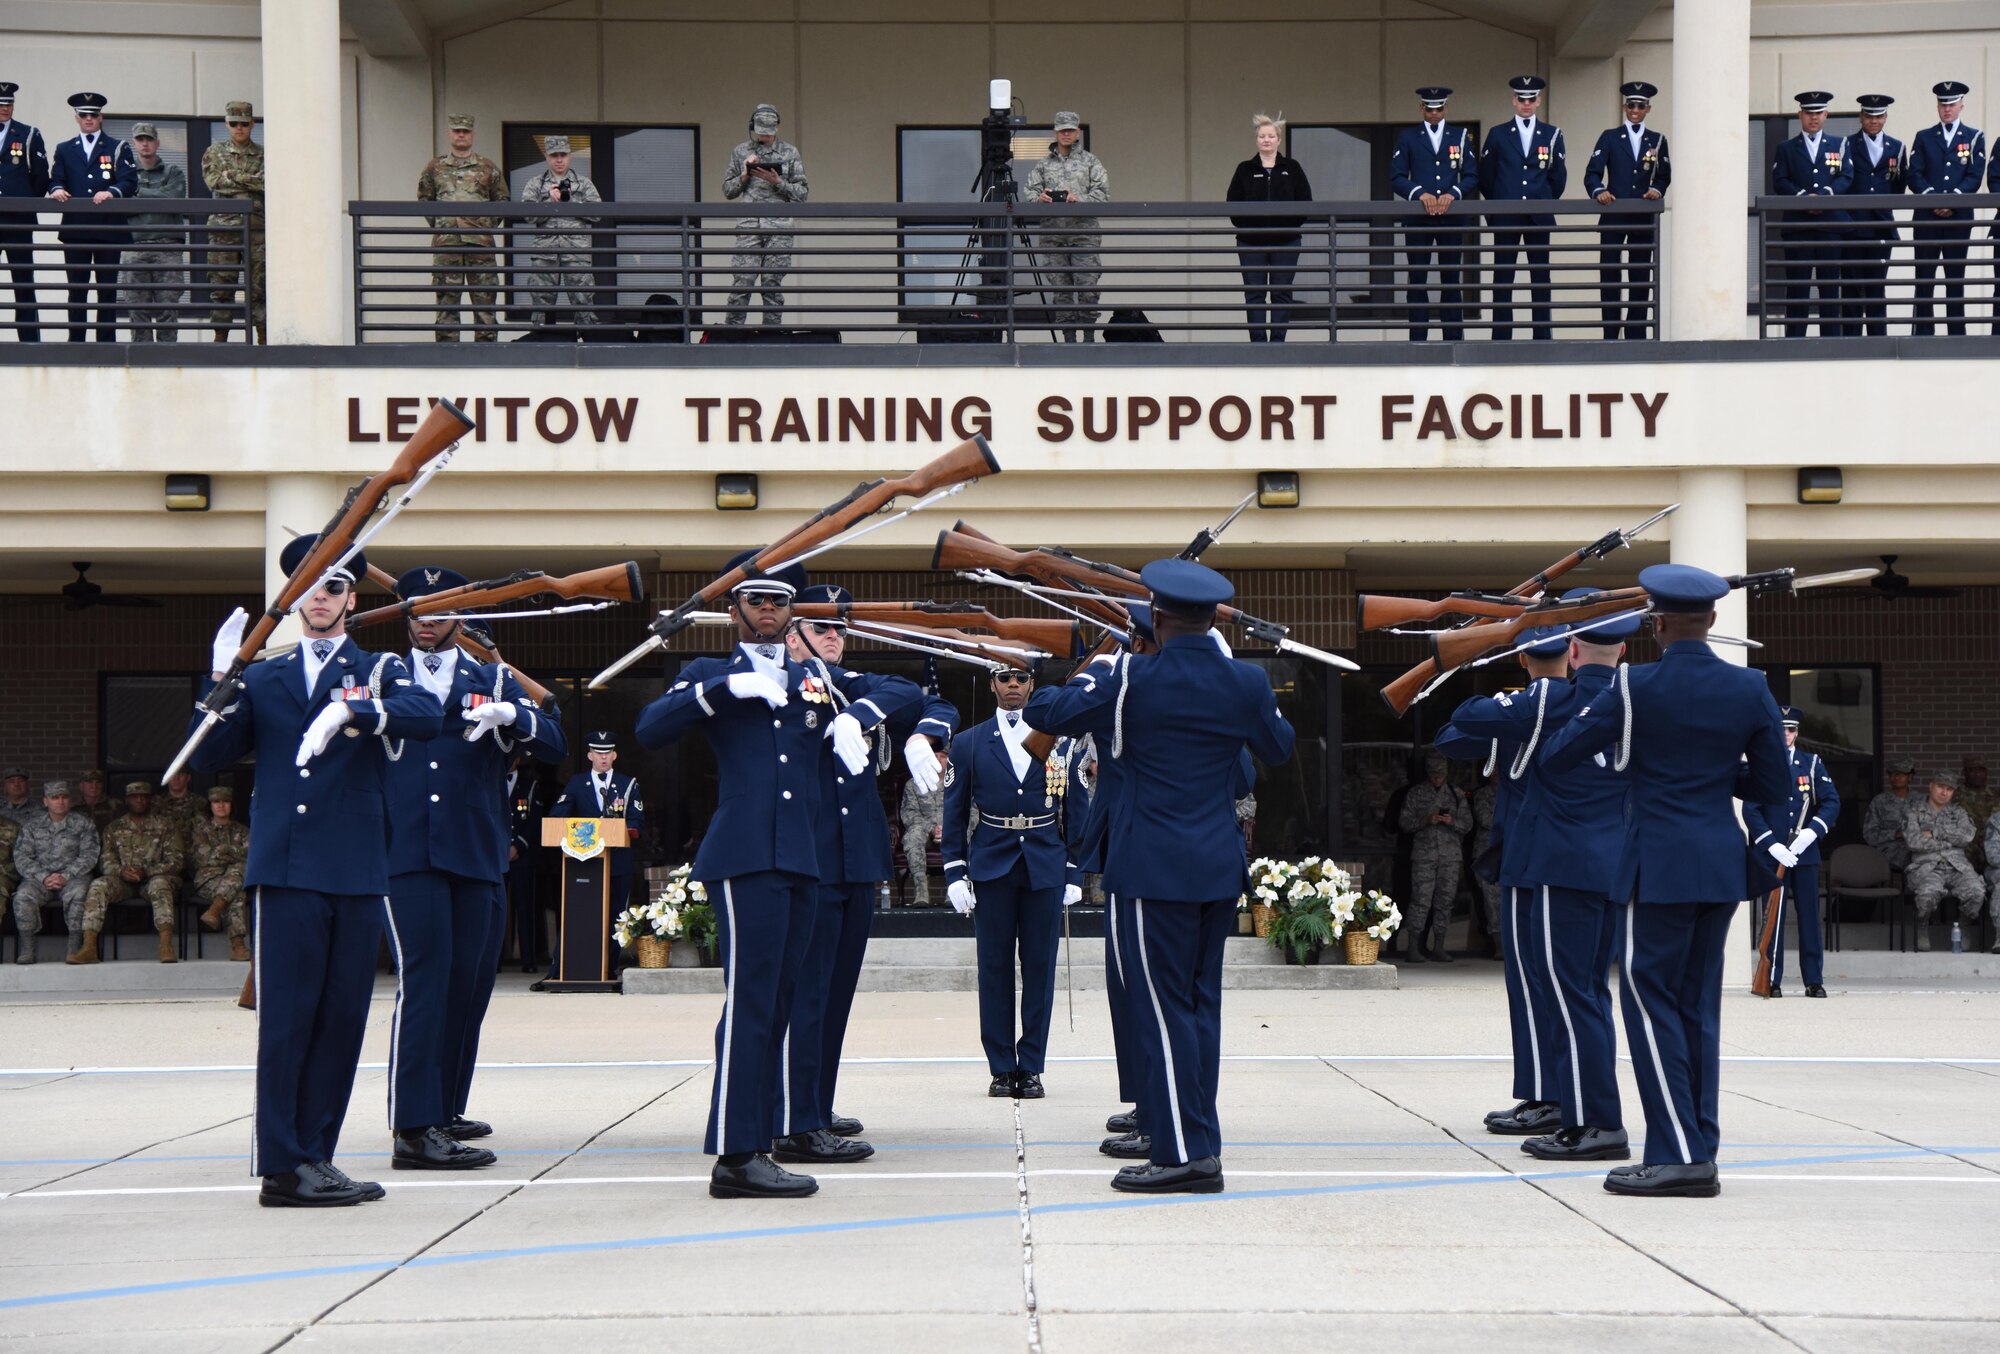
[349,198,1662,344]
[0,199,256,343]
[1752,191,2000,338]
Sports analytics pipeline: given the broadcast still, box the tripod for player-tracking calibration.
[938,110,1055,341]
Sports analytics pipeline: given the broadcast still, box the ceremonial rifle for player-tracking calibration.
[590,436,1001,688]
[164,400,474,781]
[1429,590,1651,669]
[1751,866,1786,999]
[1357,591,1535,631]
[350,561,646,628]
[355,563,561,708]
[1378,504,1678,716]
[791,600,1078,657]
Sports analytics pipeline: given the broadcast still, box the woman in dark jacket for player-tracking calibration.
[1225,114,1313,342]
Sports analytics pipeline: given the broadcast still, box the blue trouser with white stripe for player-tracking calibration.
[386,869,494,1133]
[1620,899,1735,1166]
[774,879,871,1137]
[972,859,1062,1077]
[448,885,507,1119]
[1105,892,1143,1119]
[1119,896,1232,1166]
[1530,885,1623,1131]
[251,887,384,1177]
[708,870,815,1156]
[1501,886,1548,1103]
[1767,862,1822,989]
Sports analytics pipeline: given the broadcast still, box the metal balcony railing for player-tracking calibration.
[1751,191,2000,339]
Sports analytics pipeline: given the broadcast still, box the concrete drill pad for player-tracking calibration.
[2,975,1996,1351]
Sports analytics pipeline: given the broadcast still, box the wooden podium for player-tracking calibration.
[541,817,629,993]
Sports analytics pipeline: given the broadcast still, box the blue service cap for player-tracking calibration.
[1639,562,1730,613]
[1779,705,1802,728]
[794,583,850,608]
[723,546,805,597]
[1794,90,1833,112]
[586,730,617,750]
[1416,86,1452,108]
[278,533,366,584]
[1125,600,1154,646]
[1620,81,1658,102]
[1139,558,1234,612]
[1559,586,1643,641]
[1521,626,1570,657]
[1856,94,1894,114]
[1933,81,1970,103]
[1508,75,1548,98]
[394,565,470,600]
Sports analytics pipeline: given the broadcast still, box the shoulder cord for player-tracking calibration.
[1481,739,1500,779]
[1612,663,1633,772]
[1507,678,1550,781]
[489,661,517,754]
[1110,653,1133,761]
[370,654,404,763]
[808,652,890,774]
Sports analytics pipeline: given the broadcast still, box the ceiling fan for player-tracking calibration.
[5,562,167,611]
[1868,554,1959,601]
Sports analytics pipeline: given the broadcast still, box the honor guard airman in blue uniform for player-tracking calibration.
[543,730,645,983]
[0,83,49,341]
[1028,560,1294,1195]
[383,567,566,1169]
[636,555,900,1199]
[1772,91,1854,338]
[1842,95,1905,337]
[1585,81,1671,340]
[1443,595,1644,1161]
[189,535,445,1207]
[770,582,955,1166]
[1541,564,1791,1198]
[45,91,135,342]
[1744,706,1840,998]
[1434,626,1573,1138]
[1389,87,1478,342]
[1906,81,1984,336]
[505,754,545,971]
[1479,75,1567,341]
[942,665,1082,1101]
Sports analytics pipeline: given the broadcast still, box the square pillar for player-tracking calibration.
[1666,0,1751,340]
[262,0,346,344]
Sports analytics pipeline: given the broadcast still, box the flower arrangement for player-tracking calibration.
[1242,858,1402,964]
[614,864,705,949]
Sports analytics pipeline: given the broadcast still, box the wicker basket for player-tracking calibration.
[634,935,672,969]
[1344,931,1381,966]
[1250,903,1279,939]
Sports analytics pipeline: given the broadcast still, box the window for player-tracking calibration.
[895,123,1075,314]
[1747,111,1861,306]
[101,674,205,774]
[1757,662,1880,849]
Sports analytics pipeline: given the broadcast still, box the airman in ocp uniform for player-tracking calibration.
[11,781,98,963]
[78,780,185,964]
[0,817,20,903]
[77,769,120,834]
[190,785,250,961]
[156,768,204,851]
[200,101,264,342]
[417,114,509,341]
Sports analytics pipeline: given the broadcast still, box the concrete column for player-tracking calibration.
[264,474,344,645]
[1666,0,1750,340]
[261,0,345,344]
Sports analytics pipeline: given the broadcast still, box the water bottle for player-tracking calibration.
[1951,922,1964,954]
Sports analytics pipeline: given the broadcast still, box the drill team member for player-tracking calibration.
[1745,706,1839,998]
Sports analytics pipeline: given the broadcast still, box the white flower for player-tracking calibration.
[1367,923,1384,939]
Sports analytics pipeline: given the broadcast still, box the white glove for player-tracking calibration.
[829,712,870,775]
[947,880,976,915]
[1787,828,1818,857]
[1063,884,1082,908]
[726,672,788,709]
[1208,626,1233,658]
[904,734,941,795]
[297,702,352,767]
[1767,842,1798,870]
[462,700,518,742]
[211,607,248,674]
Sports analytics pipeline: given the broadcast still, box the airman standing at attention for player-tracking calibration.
[200,102,264,342]
[0,81,50,341]
[417,114,508,341]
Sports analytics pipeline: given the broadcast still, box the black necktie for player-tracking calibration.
[312,640,333,661]
[424,655,442,674]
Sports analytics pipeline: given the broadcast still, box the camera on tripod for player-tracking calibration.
[979,78,1025,202]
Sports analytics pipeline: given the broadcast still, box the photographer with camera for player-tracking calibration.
[1023,111,1109,342]
[519,135,602,332]
[722,103,809,328]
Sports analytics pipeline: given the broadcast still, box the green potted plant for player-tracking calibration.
[679,898,718,966]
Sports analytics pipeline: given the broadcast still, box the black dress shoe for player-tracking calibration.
[259,1162,368,1208]
[1111,1156,1223,1194]
[1487,1101,1562,1135]
[1099,1131,1151,1159]
[988,1074,1016,1098]
[315,1160,386,1201]
[1804,984,1827,998]
[828,1115,865,1137]
[1522,1125,1631,1161]
[1770,984,1783,998]
[1105,1110,1137,1134]
[1014,1073,1045,1099]
[772,1128,876,1164]
[1603,1161,1720,1198]
[444,1115,493,1141]
[529,979,549,992]
[1484,1100,1537,1127]
[393,1125,497,1171]
[709,1152,818,1199]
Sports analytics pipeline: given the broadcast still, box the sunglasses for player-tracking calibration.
[800,621,842,637]
[1623,100,1650,109]
[993,671,1033,684]
[316,578,351,597]
[739,590,791,610]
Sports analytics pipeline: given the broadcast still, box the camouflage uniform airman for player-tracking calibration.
[1398,752,1472,951]
[417,114,509,340]
[1904,772,1982,948]
[121,124,188,343]
[1470,777,1502,937]
[1022,113,1111,339]
[0,765,40,828]
[77,771,120,835]
[155,782,204,852]
[1954,755,1996,874]
[200,101,264,341]
[1862,756,1916,870]
[519,136,603,329]
[900,775,943,907]
[0,818,19,901]
[722,105,809,326]
[80,782,185,962]
[11,783,98,962]
[190,787,250,960]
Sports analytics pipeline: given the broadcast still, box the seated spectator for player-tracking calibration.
[1863,757,1916,869]
[77,769,120,833]
[0,816,18,912]
[190,786,251,961]
[74,780,185,965]
[11,781,97,964]
[1,765,38,826]
[1904,770,1982,952]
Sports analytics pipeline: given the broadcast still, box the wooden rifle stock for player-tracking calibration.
[1357,592,1531,631]
[1022,636,1119,761]
[1430,594,1644,670]
[1378,661,1439,718]
[1751,866,1786,998]
[792,601,1077,656]
[350,560,646,628]
[359,564,558,708]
